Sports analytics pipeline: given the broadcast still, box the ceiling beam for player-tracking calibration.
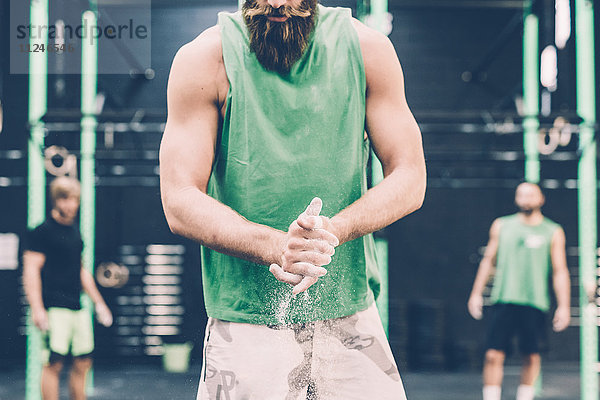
[389,0,526,9]
[149,0,525,8]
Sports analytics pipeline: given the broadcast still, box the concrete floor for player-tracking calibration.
[0,362,581,400]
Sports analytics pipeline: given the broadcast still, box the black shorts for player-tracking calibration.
[485,303,548,356]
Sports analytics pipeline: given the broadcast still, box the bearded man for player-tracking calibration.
[159,0,426,398]
[468,182,571,400]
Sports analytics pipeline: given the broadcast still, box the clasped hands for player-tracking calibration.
[269,197,339,295]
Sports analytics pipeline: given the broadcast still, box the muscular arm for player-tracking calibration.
[80,267,106,306]
[23,250,48,330]
[81,265,113,327]
[551,227,571,331]
[23,250,46,311]
[329,21,426,244]
[468,219,501,319]
[160,27,286,266]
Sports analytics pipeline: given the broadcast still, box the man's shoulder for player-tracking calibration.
[492,214,516,230]
[349,18,398,84]
[23,219,51,253]
[30,219,51,234]
[350,18,383,40]
[499,213,517,220]
[168,25,226,100]
[176,25,222,66]
[350,18,393,54]
[542,216,562,230]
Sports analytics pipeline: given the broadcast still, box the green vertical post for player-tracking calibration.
[523,3,544,393]
[239,0,243,9]
[370,0,388,31]
[80,8,98,394]
[374,226,389,335]
[26,0,49,398]
[357,0,368,22]
[363,0,390,336]
[523,1,540,183]
[575,1,598,399]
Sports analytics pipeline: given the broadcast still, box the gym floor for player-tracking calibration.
[0,362,580,399]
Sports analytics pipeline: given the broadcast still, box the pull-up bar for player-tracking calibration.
[575,0,598,399]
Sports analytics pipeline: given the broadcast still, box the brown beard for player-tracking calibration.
[242,0,318,74]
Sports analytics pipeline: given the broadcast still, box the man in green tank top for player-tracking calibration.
[468,183,571,400]
[160,0,426,398]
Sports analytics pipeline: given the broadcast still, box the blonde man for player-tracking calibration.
[23,176,112,400]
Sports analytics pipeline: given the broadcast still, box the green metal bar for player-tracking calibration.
[81,8,98,394]
[357,0,369,21]
[522,4,544,394]
[374,237,389,333]
[26,0,49,397]
[370,0,388,31]
[523,2,540,184]
[575,1,598,399]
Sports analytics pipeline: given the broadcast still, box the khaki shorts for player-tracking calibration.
[197,303,406,400]
[41,307,94,364]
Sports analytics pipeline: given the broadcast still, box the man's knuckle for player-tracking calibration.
[298,264,310,275]
[291,237,305,248]
[296,217,308,227]
[316,231,329,240]
[283,249,294,260]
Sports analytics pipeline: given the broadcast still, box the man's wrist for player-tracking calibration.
[270,230,287,266]
[469,291,482,299]
[328,217,346,245]
[31,304,46,313]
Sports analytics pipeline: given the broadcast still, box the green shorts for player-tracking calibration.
[41,307,94,364]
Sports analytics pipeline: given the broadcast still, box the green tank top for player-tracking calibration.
[201,6,380,325]
[490,214,560,311]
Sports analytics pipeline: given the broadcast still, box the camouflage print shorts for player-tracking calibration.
[196,304,407,400]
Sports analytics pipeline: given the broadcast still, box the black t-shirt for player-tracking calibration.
[24,217,84,310]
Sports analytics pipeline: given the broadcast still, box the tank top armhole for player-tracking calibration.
[340,8,366,103]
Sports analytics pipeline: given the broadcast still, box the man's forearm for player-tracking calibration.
[23,268,44,311]
[83,285,105,306]
[470,259,494,297]
[81,269,106,306]
[164,186,286,266]
[329,166,425,245]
